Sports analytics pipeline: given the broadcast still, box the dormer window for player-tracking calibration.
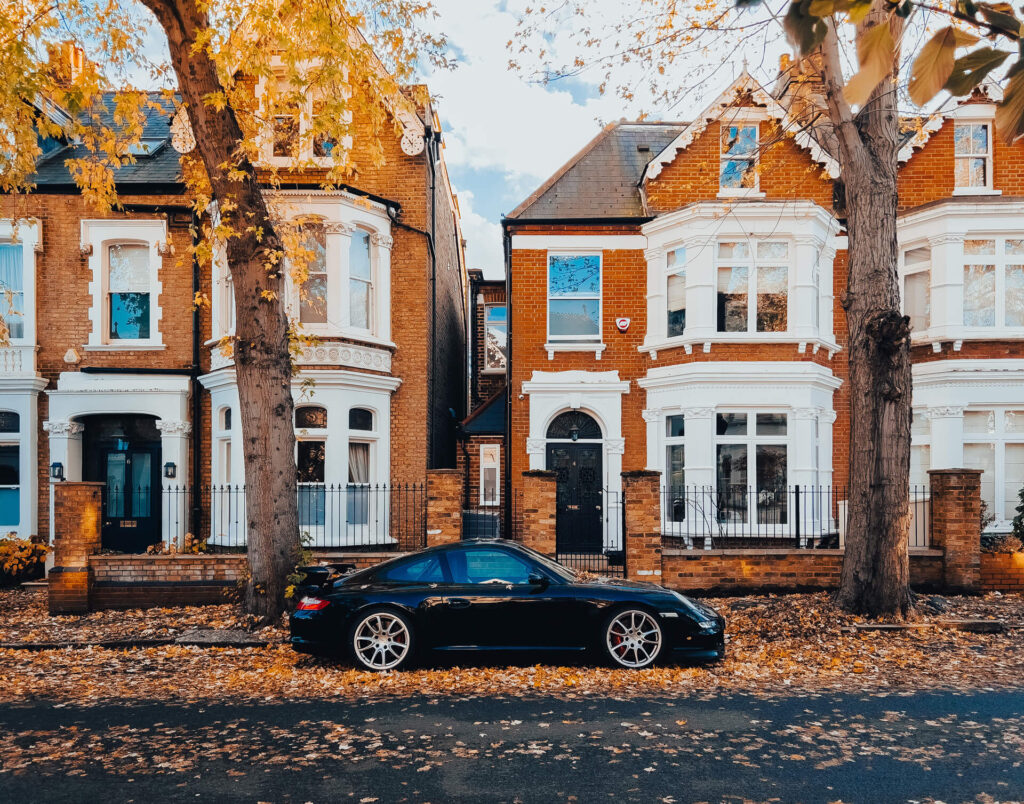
[720,124,758,190]
[955,123,991,190]
[261,78,352,165]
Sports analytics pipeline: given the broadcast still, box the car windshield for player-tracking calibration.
[506,543,576,582]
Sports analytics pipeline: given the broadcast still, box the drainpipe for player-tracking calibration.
[502,222,512,535]
[190,211,202,538]
[428,129,438,470]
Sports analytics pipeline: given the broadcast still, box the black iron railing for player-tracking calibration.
[554,488,624,577]
[660,485,932,550]
[462,488,524,541]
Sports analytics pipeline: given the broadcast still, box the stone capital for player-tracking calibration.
[641,408,662,423]
[43,420,84,438]
[526,438,546,455]
[926,406,965,419]
[156,420,192,436]
[683,406,714,419]
[605,437,626,455]
[323,221,355,236]
[370,232,394,250]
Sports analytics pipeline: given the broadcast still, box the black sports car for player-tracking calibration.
[290,539,725,671]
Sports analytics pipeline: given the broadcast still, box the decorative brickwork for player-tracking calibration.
[48,481,103,614]
[929,469,983,592]
[521,470,557,556]
[622,471,662,580]
[89,554,245,609]
[426,469,462,546]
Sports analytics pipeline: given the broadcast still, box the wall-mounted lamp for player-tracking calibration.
[50,462,64,481]
[163,462,177,479]
[569,426,580,442]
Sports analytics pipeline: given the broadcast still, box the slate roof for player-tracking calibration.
[506,121,685,221]
[31,92,183,189]
[462,388,506,435]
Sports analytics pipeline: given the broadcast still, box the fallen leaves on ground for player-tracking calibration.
[1,589,1023,705]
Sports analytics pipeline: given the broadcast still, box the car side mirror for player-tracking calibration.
[528,572,548,587]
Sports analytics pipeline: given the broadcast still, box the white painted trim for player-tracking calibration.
[511,235,647,250]
[543,342,606,360]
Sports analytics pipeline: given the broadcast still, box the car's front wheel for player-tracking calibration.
[349,608,415,671]
[602,608,663,669]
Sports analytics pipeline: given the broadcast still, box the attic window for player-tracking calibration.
[637,144,651,153]
[125,139,165,157]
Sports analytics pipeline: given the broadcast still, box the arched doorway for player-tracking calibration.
[80,414,162,552]
[545,411,603,554]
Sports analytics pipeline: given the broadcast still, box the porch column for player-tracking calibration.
[927,406,965,469]
[42,420,84,565]
[682,407,715,488]
[643,408,661,471]
[928,468,982,592]
[521,470,557,556]
[156,419,191,548]
[623,470,662,580]
[790,407,819,488]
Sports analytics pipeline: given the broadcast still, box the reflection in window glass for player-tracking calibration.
[717,266,748,332]
[0,244,24,339]
[666,415,685,438]
[295,406,328,429]
[349,230,372,330]
[954,123,989,188]
[965,442,996,510]
[716,413,747,436]
[720,124,757,189]
[666,248,686,337]
[756,413,787,435]
[349,408,373,431]
[273,113,298,158]
[1007,264,1024,326]
[108,244,150,339]
[905,271,931,332]
[0,444,17,526]
[964,263,995,326]
[297,440,326,528]
[296,224,327,325]
[485,305,508,370]
[382,555,445,583]
[448,548,534,585]
[755,444,788,524]
[756,265,787,332]
[0,412,19,433]
[964,410,995,434]
[548,255,601,340]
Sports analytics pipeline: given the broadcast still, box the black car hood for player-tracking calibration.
[574,576,668,594]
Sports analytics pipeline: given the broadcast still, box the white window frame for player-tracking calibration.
[666,248,687,339]
[347,228,375,335]
[718,117,762,197]
[483,303,508,373]
[0,412,21,533]
[961,235,1024,329]
[962,407,1024,526]
[714,410,790,531]
[81,219,166,350]
[214,406,233,485]
[715,239,791,335]
[954,121,994,193]
[546,251,602,344]
[256,74,354,168]
[479,443,501,506]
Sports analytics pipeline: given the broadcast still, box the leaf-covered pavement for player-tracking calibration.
[1,589,1023,705]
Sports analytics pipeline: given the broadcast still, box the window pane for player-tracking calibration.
[964,442,996,511]
[718,241,750,260]
[0,444,18,486]
[666,247,685,270]
[482,467,498,503]
[964,239,995,255]
[1006,239,1024,256]
[905,271,931,331]
[549,255,600,296]
[720,125,757,189]
[108,244,148,292]
[1005,410,1024,432]
[1007,265,1024,326]
[910,444,931,487]
[757,241,788,260]
[756,413,787,435]
[717,413,747,435]
[0,488,18,526]
[720,159,754,188]
[297,441,326,483]
[666,414,685,438]
[109,293,151,339]
[298,227,328,325]
[382,555,445,583]
[722,124,757,156]
[311,102,337,158]
[911,410,930,438]
[964,264,995,326]
[1005,444,1024,523]
[296,406,327,429]
[105,452,126,517]
[223,408,232,431]
[350,230,372,280]
[548,299,600,338]
[298,484,326,528]
[667,272,686,336]
[756,444,787,525]
[716,444,748,523]
[756,265,787,332]
[448,549,533,585]
[667,444,685,490]
[349,408,373,431]
[0,412,19,433]
[486,306,508,369]
[0,244,24,340]
[904,246,930,266]
[964,410,994,434]
[349,278,370,330]
[717,265,748,332]
[273,114,297,157]
[348,442,370,484]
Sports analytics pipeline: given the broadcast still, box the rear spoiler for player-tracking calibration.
[297,562,357,589]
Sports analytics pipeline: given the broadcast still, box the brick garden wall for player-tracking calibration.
[980,552,1024,592]
[89,554,244,609]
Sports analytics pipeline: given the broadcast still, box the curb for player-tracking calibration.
[0,636,274,651]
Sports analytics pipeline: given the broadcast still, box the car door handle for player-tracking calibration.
[447,598,471,609]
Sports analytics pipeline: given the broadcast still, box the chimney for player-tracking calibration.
[46,41,87,87]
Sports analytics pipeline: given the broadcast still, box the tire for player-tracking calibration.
[349,608,415,671]
[601,607,664,669]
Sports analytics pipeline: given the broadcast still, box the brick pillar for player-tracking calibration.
[623,471,662,581]
[426,469,463,547]
[521,470,557,556]
[47,482,103,614]
[929,468,982,593]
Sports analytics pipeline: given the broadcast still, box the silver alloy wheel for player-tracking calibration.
[606,609,662,668]
[352,611,411,671]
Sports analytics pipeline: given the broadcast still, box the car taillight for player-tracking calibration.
[297,596,329,611]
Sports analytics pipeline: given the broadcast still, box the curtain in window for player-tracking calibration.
[347,442,370,526]
[0,244,24,339]
[108,244,150,339]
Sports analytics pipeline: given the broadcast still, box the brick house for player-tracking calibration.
[503,66,1024,565]
[0,60,468,551]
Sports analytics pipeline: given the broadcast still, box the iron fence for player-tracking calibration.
[660,485,931,550]
[555,488,624,577]
[462,489,524,541]
[150,483,427,551]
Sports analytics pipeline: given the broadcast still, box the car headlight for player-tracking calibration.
[671,591,719,631]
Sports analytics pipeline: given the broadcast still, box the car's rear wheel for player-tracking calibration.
[350,608,414,671]
[602,608,663,669]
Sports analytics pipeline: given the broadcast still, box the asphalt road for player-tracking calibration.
[2,689,1024,803]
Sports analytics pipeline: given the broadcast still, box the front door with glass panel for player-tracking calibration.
[546,411,604,554]
[81,415,162,552]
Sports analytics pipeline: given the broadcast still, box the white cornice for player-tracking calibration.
[913,359,1024,388]
[199,367,402,393]
[510,235,646,250]
[642,200,840,241]
[639,360,842,391]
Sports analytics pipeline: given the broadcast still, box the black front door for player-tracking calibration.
[82,415,162,552]
[546,442,603,554]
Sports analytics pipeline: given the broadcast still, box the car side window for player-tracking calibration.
[447,548,534,585]
[380,554,445,584]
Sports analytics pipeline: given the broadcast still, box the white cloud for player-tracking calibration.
[455,189,504,279]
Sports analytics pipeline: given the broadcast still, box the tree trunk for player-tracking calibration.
[140,0,300,620]
[821,9,914,618]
